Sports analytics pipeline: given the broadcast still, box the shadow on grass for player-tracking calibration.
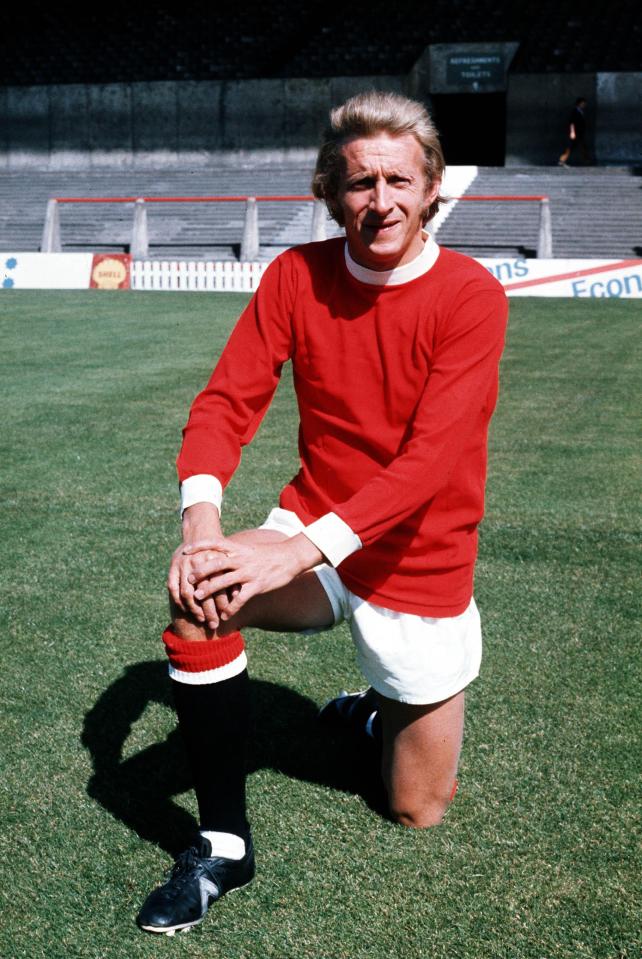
[81,660,386,855]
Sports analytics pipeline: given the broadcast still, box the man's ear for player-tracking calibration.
[327,197,345,227]
[422,178,442,224]
[426,178,442,206]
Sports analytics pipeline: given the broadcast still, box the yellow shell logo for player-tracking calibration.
[91,257,128,289]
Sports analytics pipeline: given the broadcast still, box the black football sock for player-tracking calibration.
[171,669,251,842]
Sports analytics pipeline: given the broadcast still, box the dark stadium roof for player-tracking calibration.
[1,0,641,86]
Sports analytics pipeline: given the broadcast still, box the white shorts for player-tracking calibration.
[259,508,482,705]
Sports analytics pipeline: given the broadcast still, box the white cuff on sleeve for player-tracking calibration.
[303,512,362,567]
[179,474,223,517]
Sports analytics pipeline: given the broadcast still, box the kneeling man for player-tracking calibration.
[138,90,508,935]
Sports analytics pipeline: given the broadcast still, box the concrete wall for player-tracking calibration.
[595,73,642,165]
[0,75,406,170]
[1,69,638,169]
[506,72,642,166]
[4,85,51,168]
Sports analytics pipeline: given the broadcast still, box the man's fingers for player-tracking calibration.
[194,570,247,600]
[219,584,255,621]
[167,541,237,626]
[167,562,185,610]
[183,540,230,555]
[188,552,237,584]
[214,588,231,615]
[201,596,220,630]
[180,568,206,621]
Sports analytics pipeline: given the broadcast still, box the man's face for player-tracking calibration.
[336,132,440,272]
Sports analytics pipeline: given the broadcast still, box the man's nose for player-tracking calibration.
[371,180,393,215]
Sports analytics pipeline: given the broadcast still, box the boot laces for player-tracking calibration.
[168,846,203,887]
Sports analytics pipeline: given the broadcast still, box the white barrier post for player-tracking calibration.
[241,197,259,261]
[310,199,327,242]
[41,199,62,252]
[131,198,149,258]
[537,198,552,258]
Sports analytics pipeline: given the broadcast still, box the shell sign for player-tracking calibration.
[90,254,131,289]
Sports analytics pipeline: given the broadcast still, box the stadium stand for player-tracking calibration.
[0,167,332,261]
[1,2,640,259]
[1,0,640,83]
[435,167,642,258]
[1,165,641,260]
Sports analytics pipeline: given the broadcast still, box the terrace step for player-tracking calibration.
[1,165,640,260]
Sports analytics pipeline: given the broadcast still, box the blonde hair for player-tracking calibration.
[312,91,446,226]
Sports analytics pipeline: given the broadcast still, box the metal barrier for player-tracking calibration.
[456,194,552,258]
[42,193,553,259]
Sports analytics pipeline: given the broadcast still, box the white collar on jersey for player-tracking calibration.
[344,230,440,286]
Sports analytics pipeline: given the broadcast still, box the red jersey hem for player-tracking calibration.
[338,572,473,618]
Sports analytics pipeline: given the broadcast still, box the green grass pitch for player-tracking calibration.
[0,290,640,959]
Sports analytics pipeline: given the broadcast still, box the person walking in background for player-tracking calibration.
[559,97,590,167]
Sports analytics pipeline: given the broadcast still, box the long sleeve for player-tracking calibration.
[176,257,295,489]
[333,285,508,546]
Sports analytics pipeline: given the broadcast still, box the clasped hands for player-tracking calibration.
[167,532,322,631]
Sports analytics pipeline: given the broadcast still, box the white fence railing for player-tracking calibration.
[131,259,268,292]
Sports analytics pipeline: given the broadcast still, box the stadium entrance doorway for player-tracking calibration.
[431,93,506,166]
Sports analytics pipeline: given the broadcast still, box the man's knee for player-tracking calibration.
[168,601,238,642]
[388,780,458,829]
[170,617,208,641]
[390,803,447,829]
[169,617,240,642]
[390,803,448,829]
